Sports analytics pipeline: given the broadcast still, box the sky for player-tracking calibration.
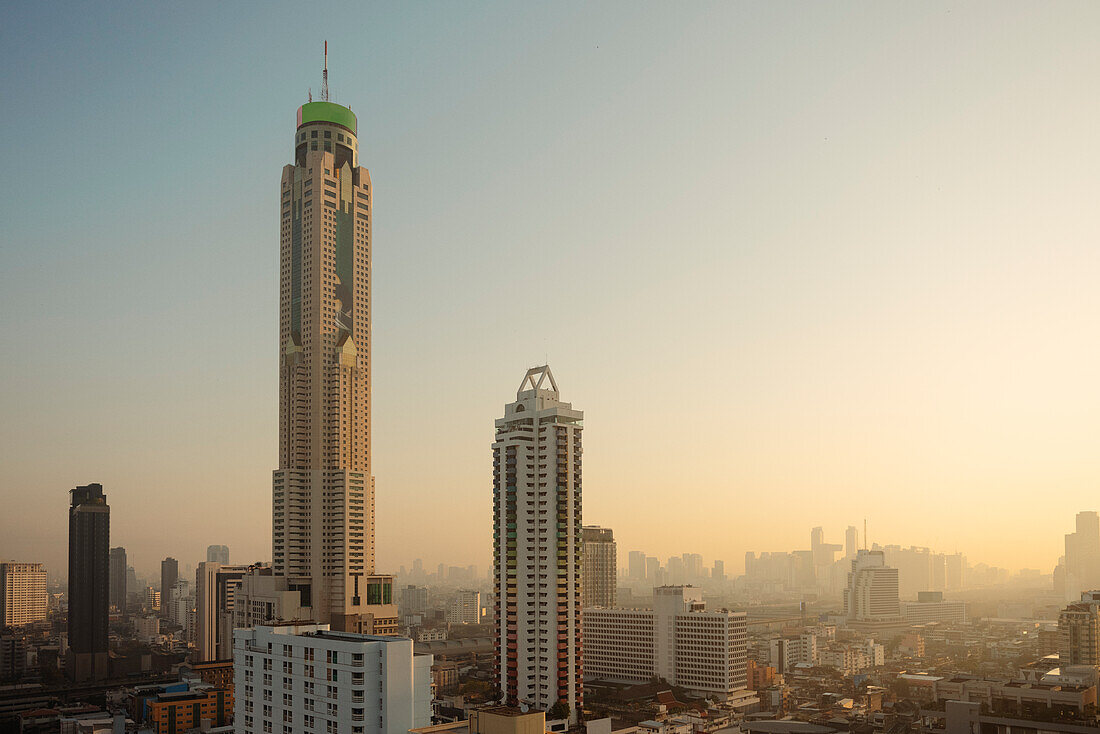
[2,2,1100,582]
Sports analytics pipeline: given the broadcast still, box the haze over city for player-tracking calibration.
[5,2,1100,581]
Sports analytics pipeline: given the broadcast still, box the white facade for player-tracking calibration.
[583,586,748,698]
[769,633,818,672]
[901,600,967,624]
[233,623,431,734]
[819,641,884,675]
[843,550,902,630]
[492,366,583,720]
[445,590,480,625]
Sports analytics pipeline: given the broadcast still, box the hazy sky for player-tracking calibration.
[3,2,1100,581]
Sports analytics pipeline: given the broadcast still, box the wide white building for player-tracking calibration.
[233,622,432,734]
[492,366,583,721]
[583,586,748,698]
[901,599,967,624]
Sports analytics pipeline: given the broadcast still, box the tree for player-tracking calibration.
[547,701,570,721]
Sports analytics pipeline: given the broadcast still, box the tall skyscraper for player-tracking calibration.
[252,60,395,634]
[712,559,725,581]
[628,551,647,581]
[492,366,583,722]
[1065,512,1100,601]
[109,547,127,611]
[582,526,617,608]
[0,563,47,627]
[206,545,229,565]
[68,483,110,681]
[845,525,859,559]
[843,549,902,634]
[160,557,178,618]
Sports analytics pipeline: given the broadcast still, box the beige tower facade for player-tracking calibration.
[270,91,394,634]
[0,562,47,627]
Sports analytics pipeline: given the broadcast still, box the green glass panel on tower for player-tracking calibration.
[296,101,357,134]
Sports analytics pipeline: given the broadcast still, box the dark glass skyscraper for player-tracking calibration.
[68,483,110,681]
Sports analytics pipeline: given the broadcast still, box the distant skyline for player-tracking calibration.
[4,3,1100,579]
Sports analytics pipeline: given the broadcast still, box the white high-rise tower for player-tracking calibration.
[492,366,583,722]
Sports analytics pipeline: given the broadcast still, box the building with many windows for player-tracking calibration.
[446,591,481,625]
[583,586,748,699]
[0,562,47,627]
[1058,590,1100,666]
[492,366,583,722]
[582,526,617,609]
[245,52,397,636]
[68,483,110,681]
[233,622,431,734]
[843,550,903,633]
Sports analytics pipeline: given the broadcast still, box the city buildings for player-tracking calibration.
[144,587,160,612]
[68,483,110,681]
[161,557,178,618]
[400,586,429,614]
[446,590,481,625]
[147,686,233,734]
[842,549,903,633]
[492,366,583,721]
[0,562,46,627]
[1058,590,1100,666]
[583,586,748,699]
[233,622,432,734]
[109,546,128,611]
[582,526,617,609]
[257,81,396,635]
[207,545,230,565]
[628,551,646,581]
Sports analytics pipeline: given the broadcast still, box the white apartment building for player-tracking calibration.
[233,622,432,734]
[445,590,481,625]
[769,633,818,672]
[492,366,583,721]
[0,562,47,627]
[819,641,884,675]
[583,586,748,699]
[901,599,967,624]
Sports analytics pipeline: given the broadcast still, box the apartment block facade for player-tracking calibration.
[0,563,47,627]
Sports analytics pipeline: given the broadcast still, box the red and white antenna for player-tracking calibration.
[321,41,329,102]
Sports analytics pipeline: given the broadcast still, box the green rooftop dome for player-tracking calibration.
[297,101,356,135]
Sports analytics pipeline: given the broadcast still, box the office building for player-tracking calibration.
[769,633,818,672]
[258,58,396,635]
[109,546,128,611]
[233,622,432,734]
[583,586,748,698]
[492,366,583,721]
[446,590,481,625]
[582,526,617,608]
[843,550,903,633]
[712,559,725,582]
[195,562,250,662]
[144,587,160,611]
[0,629,27,681]
[207,545,230,565]
[68,483,110,681]
[1058,590,1100,666]
[168,578,192,625]
[161,557,178,618]
[0,562,47,627]
[628,551,647,581]
[901,592,967,624]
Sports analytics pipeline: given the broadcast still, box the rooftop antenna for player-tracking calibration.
[321,41,329,102]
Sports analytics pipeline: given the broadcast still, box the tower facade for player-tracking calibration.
[160,557,178,619]
[582,526,617,608]
[0,563,47,627]
[492,366,583,722]
[270,78,394,633]
[843,549,902,633]
[68,483,110,681]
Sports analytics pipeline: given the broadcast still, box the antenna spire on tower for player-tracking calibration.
[321,41,329,102]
